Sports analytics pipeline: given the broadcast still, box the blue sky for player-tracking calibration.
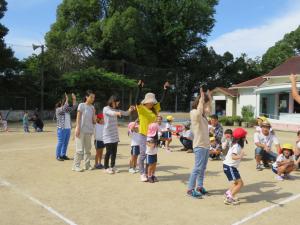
[2,0,300,59]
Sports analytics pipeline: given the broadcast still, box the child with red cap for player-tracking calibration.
[94,113,105,169]
[223,127,247,205]
[146,122,160,183]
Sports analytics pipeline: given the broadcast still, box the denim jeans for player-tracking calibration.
[56,128,71,158]
[180,137,193,149]
[255,147,277,162]
[188,147,210,190]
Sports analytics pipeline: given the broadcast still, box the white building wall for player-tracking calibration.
[236,88,257,116]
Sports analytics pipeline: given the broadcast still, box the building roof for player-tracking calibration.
[212,87,238,97]
[265,56,300,77]
[230,76,266,89]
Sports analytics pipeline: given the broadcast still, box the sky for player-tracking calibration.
[2,0,300,59]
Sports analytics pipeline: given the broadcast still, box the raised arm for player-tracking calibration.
[159,81,170,104]
[197,88,205,115]
[135,80,144,105]
[289,74,300,104]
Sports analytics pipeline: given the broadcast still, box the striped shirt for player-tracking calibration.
[56,103,77,129]
[103,106,130,144]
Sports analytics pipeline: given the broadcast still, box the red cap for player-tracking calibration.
[233,128,247,139]
[97,113,104,119]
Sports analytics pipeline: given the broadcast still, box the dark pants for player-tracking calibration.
[104,142,118,169]
[180,137,193,149]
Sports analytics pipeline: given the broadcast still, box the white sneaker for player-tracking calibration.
[105,168,114,174]
[112,167,120,173]
[140,174,148,182]
[72,166,83,172]
[85,166,93,171]
[276,175,284,181]
[134,168,139,173]
[129,168,135,174]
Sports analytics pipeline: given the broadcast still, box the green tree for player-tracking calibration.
[261,26,300,73]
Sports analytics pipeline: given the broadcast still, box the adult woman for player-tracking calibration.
[103,95,134,174]
[55,93,77,161]
[135,80,169,182]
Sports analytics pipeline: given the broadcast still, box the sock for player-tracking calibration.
[226,190,233,198]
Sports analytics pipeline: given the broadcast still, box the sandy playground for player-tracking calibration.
[1,115,300,225]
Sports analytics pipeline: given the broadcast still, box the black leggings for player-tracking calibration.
[104,142,118,169]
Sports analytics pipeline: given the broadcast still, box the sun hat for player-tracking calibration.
[97,113,104,119]
[282,143,294,155]
[147,123,159,137]
[141,93,158,105]
[261,121,271,127]
[166,115,174,121]
[257,116,267,121]
[210,137,215,141]
[128,122,138,130]
[233,128,247,139]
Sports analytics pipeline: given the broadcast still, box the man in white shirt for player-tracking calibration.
[254,121,280,171]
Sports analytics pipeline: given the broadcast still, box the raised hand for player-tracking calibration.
[164,81,170,90]
[289,73,297,83]
[71,93,76,101]
[138,80,144,88]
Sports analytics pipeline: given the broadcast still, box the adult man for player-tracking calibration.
[254,121,280,171]
[210,114,223,146]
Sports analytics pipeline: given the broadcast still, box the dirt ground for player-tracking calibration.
[1,116,300,225]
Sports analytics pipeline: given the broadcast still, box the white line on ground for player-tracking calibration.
[232,193,300,225]
[0,178,78,225]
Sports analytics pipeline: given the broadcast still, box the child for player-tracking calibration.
[178,121,193,152]
[0,112,8,132]
[128,121,140,174]
[221,129,233,157]
[161,115,174,152]
[94,113,105,169]
[157,115,165,148]
[223,128,247,205]
[209,137,222,160]
[146,123,160,183]
[23,112,30,133]
[272,144,299,181]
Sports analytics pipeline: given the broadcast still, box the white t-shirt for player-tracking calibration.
[94,123,104,141]
[272,154,295,169]
[165,122,173,131]
[129,131,141,146]
[64,113,71,129]
[146,137,158,155]
[182,130,193,140]
[254,132,279,148]
[78,103,95,134]
[223,143,242,168]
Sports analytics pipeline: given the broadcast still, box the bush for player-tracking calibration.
[242,105,254,121]
[232,115,242,123]
[218,116,233,126]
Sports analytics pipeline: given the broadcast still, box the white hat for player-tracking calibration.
[141,93,158,104]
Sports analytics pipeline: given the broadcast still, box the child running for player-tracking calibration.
[146,123,160,183]
[272,144,299,181]
[128,121,140,174]
[161,115,174,152]
[23,111,30,133]
[94,113,105,169]
[223,128,247,205]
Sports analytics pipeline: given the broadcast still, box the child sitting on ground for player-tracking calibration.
[221,129,233,157]
[146,123,160,183]
[178,121,193,153]
[272,143,300,181]
[209,137,222,160]
[128,121,140,174]
[223,128,247,205]
[94,113,105,169]
[161,115,174,152]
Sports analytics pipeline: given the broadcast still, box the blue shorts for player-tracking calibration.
[131,146,140,156]
[95,140,105,149]
[162,131,172,139]
[223,164,241,181]
[272,166,278,174]
[146,154,157,164]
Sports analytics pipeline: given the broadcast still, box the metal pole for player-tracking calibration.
[40,45,45,120]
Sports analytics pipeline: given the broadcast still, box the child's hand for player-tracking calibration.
[75,127,80,138]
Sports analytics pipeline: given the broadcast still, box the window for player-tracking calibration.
[279,93,289,113]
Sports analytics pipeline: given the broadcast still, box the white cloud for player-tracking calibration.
[208,1,300,58]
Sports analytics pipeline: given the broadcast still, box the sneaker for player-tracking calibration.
[129,168,135,174]
[187,190,202,199]
[197,187,209,196]
[140,174,148,182]
[62,155,70,160]
[209,157,214,161]
[134,168,139,173]
[152,176,159,182]
[166,148,171,153]
[283,174,293,180]
[72,166,83,172]
[186,149,193,153]
[85,166,93,171]
[275,175,284,181]
[224,196,239,205]
[148,177,154,183]
[112,167,120,173]
[256,164,263,171]
[56,157,64,161]
[95,164,103,169]
[105,168,114,174]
